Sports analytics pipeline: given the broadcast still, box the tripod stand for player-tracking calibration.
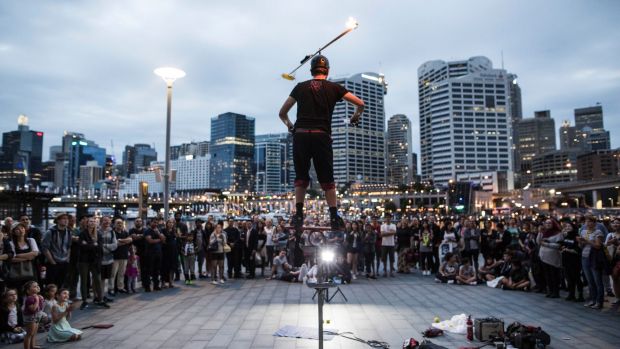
[312,285,348,303]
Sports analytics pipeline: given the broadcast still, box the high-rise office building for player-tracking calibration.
[574,105,610,151]
[123,144,157,176]
[0,115,44,188]
[559,120,581,150]
[170,141,209,160]
[418,56,515,186]
[79,160,103,190]
[49,145,62,162]
[575,105,604,131]
[331,72,387,185]
[386,114,413,186]
[411,153,418,179]
[577,149,620,181]
[67,137,106,190]
[209,112,255,192]
[513,110,556,186]
[507,74,523,122]
[531,150,578,186]
[255,133,293,194]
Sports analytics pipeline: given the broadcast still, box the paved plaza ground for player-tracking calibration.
[10,273,620,349]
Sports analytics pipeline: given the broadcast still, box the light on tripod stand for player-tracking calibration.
[321,249,335,263]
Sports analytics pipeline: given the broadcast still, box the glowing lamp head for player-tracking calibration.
[346,17,358,30]
[321,249,335,263]
[154,67,186,86]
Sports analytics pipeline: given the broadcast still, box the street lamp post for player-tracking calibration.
[154,67,186,220]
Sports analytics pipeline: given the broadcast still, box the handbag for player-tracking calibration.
[207,240,219,252]
[9,260,35,281]
[254,252,263,265]
[223,244,231,253]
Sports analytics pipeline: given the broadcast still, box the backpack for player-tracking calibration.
[506,321,550,349]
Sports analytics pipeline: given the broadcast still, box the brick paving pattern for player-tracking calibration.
[8,274,620,349]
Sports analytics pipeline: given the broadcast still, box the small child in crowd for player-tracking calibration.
[125,246,139,293]
[436,253,459,284]
[183,234,197,285]
[0,289,26,344]
[456,258,477,285]
[48,288,82,343]
[42,284,58,330]
[22,281,45,349]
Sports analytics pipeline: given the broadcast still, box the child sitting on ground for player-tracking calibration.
[436,253,459,283]
[456,258,477,285]
[501,260,530,291]
[0,289,26,344]
[47,288,82,343]
[478,256,496,282]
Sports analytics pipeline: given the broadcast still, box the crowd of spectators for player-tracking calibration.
[0,210,619,345]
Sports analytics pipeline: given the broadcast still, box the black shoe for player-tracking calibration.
[199,274,207,279]
[117,289,128,294]
[330,215,345,230]
[565,295,575,301]
[144,287,152,292]
[190,274,196,280]
[246,275,255,279]
[80,301,89,310]
[291,214,304,232]
[107,290,116,297]
[103,296,114,303]
[575,296,585,302]
[154,286,162,291]
[96,301,110,309]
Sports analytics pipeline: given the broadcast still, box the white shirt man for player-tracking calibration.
[380,215,397,277]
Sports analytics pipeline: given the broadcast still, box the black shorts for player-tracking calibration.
[100,264,112,279]
[293,132,334,189]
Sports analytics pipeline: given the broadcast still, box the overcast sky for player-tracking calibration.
[1,0,619,163]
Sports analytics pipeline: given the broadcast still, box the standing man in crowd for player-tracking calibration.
[224,218,242,279]
[175,212,189,281]
[144,218,164,291]
[42,213,72,287]
[380,214,397,277]
[278,54,365,231]
[244,221,259,279]
[130,218,148,292]
[110,218,131,293]
[191,219,207,279]
[99,216,117,300]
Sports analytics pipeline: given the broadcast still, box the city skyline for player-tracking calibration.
[1,1,619,162]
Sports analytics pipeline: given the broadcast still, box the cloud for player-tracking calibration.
[1,0,619,165]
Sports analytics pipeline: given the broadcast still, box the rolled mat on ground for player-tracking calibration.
[273,325,337,340]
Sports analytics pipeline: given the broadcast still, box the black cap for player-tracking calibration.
[310,55,329,73]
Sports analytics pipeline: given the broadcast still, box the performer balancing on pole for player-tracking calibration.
[279,55,365,231]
